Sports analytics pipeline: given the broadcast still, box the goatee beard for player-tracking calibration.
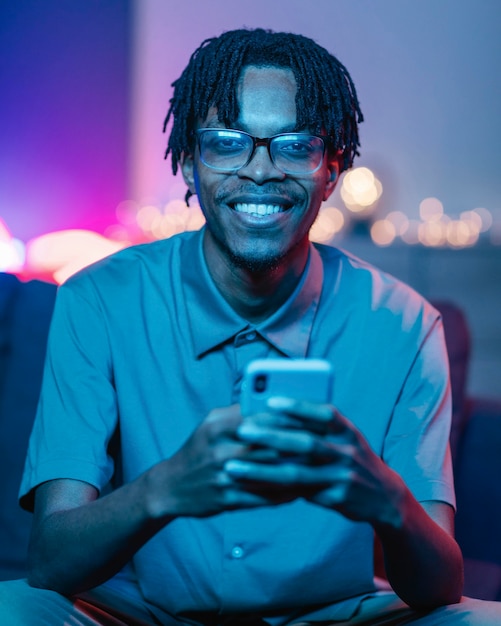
[226,248,284,274]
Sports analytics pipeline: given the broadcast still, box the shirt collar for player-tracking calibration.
[182,229,323,359]
[257,245,323,358]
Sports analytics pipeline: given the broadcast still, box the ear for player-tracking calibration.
[322,153,342,201]
[181,153,197,195]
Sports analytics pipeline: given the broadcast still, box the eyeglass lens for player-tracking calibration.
[197,129,325,174]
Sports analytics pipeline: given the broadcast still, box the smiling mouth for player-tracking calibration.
[232,203,288,216]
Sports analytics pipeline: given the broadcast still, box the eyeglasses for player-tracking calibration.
[195,128,331,175]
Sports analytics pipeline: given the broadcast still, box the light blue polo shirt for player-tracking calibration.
[20,228,454,622]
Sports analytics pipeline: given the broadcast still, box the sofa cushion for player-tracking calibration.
[0,274,57,580]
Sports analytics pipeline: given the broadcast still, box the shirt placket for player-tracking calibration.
[220,329,271,611]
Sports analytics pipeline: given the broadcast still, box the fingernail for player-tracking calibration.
[267,396,295,410]
[224,460,249,475]
[237,423,260,439]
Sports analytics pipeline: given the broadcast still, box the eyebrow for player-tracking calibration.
[236,119,299,135]
[202,121,303,136]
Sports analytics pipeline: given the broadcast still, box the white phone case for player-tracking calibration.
[240,358,333,416]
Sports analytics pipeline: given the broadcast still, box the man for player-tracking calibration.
[1,28,500,625]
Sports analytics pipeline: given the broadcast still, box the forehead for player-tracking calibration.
[202,65,298,133]
[236,65,298,132]
[237,65,297,94]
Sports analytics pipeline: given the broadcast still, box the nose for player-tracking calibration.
[236,144,286,184]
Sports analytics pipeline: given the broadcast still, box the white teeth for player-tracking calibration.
[233,203,284,216]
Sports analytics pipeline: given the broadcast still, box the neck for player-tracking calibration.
[203,237,309,324]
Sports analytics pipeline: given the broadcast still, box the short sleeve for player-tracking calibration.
[382,314,455,509]
[20,277,118,510]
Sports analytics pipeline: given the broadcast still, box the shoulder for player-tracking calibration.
[59,231,199,299]
[314,242,440,334]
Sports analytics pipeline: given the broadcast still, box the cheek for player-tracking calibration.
[193,173,215,213]
[307,174,330,205]
[193,167,226,205]
[193,167,203,197]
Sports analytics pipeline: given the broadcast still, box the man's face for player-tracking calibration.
[182,65,340,273]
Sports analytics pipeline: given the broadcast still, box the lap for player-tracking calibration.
[0,578,162,625]
[1,580,500,625]
[410,597,501,626]
[305,591,501,625]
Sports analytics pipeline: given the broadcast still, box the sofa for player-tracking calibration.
[0,273,57,580]
[431,300,501,601]
[0,273,500,600]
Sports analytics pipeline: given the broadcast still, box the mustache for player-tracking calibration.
[215,182,302,203]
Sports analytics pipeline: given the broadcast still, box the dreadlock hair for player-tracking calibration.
[163,28,363,203]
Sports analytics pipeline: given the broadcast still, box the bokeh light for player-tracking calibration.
[418,220,447,247]
[0,219,26,272]
[0,239,26,273]
[26,230,126,284]
[470,207,492,233]
[400,219,421,245]
[310,206,345,243]
[133,199,205,241]
[115,200,140,226]
[341,167,382,214]
[445,220,479,248]
[382,197,495,248]
[370,219,396,246]
[385,211,410,236]
[419,197,444,222]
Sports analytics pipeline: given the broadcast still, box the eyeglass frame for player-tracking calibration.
[194,128,336,175]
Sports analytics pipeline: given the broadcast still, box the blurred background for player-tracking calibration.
[1,0,500,399]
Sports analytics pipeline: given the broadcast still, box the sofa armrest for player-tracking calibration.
[0,276,57,580]
[454,397,501,599]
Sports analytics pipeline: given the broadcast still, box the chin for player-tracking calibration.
[227,246,286,274]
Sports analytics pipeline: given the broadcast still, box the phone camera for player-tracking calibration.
[253,374,267,393]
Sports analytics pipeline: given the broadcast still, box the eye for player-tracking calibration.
[277,137,315,159]
[284,141,312,153]
[206,133,247,154]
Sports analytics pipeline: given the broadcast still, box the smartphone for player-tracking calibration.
[240,358,333,416]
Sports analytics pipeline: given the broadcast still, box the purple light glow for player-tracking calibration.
[0,1,131,241]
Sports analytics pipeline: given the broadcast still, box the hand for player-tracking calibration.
[143,405,282,519]
[226,397,406,525]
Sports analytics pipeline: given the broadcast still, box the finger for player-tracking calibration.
[216,471,285,509]
[244,411,306,430]
[237,422,318,455]
[266,397,349,435]
[237,423,348,464]
[224,459,333,486]
[211,440,253,463]
[205,404,243,433]
[220,487,273,509]
[212,439,283,466]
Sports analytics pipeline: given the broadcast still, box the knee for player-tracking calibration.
[439,596,501,625]
[0,579,35,622]
[0,578,70,625]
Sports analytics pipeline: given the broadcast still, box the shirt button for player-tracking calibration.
[231,545,244,559]
[245,331,256,342]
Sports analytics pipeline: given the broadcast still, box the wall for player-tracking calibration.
[0,0,131,239]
